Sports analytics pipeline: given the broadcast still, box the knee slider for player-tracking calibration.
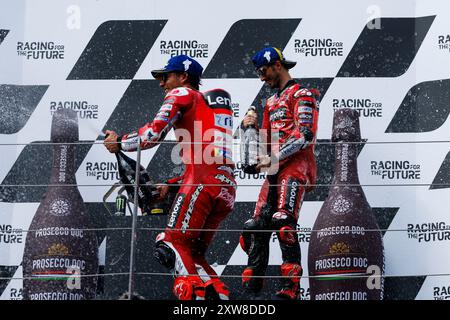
[272,212,297,246]
[154,241,176,270]
[280,263,303,280]
[243,217,263,231]
[278,226,297,245]
[241,217,265,253]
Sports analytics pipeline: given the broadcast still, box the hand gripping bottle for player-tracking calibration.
[22,108,99,300]
[308,108,384,300]
[114,150,163,215]
[240,106,259,174]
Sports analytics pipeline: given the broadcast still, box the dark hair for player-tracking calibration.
[170,71,201,90]
[186,74,201,90]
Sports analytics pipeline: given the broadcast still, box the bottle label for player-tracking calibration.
[248,140,258,165]
[32,257,87,272]
[241,128,259,166]
[34,227,84,238]
[316,225,366,239]
[25,241,97,300]
[330,195,352,215]
[29,292,85,301]
[58,145,68,183]
[49,198,71,217]
[339,143,349,182]
[314,291,368,301]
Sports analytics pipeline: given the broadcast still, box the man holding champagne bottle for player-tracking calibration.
[103,55,236,300]
[239,47,320,299]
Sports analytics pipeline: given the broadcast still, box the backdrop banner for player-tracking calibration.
[1,0,450,300]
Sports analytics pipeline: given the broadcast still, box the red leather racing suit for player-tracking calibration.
[241,80,319,298]
[120,87,236,299]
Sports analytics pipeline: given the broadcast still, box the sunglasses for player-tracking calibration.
[255,63,275,77]
[159,71,183,82]
[160,73,172,82]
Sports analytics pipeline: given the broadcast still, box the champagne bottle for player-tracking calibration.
[240,106,259,174]
[114,151,163,215]
[308,108,384,300]
[22,108,99,300]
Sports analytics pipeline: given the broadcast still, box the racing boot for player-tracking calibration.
[204,278,230,300]
[275,263,302,300]
[173,275,205,300]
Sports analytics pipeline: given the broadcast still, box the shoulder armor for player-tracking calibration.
[293,88,313,99]
[166,87,190,97]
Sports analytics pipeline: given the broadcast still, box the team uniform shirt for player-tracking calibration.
[120,86,234,168]
[261,79,319,189]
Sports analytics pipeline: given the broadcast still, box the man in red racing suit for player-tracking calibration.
[104,55,236,300]
[240,47,319,299]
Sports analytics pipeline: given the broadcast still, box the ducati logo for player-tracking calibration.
[183,59,192,71]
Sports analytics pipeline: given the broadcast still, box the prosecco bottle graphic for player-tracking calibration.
[22,109,98,300]
[308,108,384,300]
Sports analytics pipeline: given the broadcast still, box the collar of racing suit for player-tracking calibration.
[276,79,297,97]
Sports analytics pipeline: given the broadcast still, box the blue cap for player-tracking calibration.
[252,47,296,70]
[151,55,203,78]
